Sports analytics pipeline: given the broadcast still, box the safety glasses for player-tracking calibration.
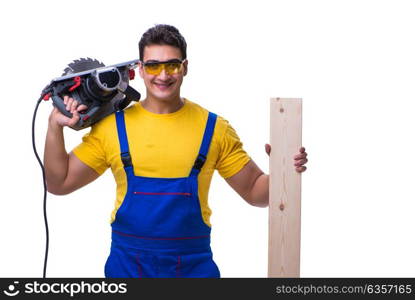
[141,59,186,75]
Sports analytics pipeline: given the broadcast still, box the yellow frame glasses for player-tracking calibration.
[141,59,186,75]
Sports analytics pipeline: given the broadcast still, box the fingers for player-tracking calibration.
[294,152,307,160]
[77,104,88,112]
[294,158,308,167]
[267,144,308,172]
[66,99,82,126]
[50,96,86,128]
[294,147,308,172]
[67,108,80,127]
[265,143,271,156]
[70,100,80,117]
[64,95,87,112]
[296,166,307,173]
[64,96,78,111]
[64,95,70,110]
[66,96,74,111]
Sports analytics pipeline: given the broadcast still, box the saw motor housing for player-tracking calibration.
[43,58,141,130]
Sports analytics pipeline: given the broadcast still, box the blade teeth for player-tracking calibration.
[62,67,73,75]
[61,57,105,75]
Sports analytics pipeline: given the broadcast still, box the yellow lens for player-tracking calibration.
[165,63,182,75]
[144,64,163,75]
[144,62,182,75]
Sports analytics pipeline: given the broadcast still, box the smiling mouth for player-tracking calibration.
[154,82,173,89]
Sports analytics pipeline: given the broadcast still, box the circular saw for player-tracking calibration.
[41,57,141,130]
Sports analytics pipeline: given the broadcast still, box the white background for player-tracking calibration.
[1,0,414,277]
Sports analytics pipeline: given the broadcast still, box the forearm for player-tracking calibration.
[248,173,269,207]
[44,120,69,191]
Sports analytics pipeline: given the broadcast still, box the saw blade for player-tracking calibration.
[62,57,105,76]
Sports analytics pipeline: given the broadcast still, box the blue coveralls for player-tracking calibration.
[104,110,220,278]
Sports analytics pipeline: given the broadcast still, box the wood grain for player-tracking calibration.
[268,98,302,277]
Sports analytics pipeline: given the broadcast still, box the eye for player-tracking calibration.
[145,64,160,71]
[165,63,181,72]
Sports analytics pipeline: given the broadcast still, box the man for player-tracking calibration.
[44,24,308,278]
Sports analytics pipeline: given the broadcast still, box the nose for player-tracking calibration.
[157,66,169,80]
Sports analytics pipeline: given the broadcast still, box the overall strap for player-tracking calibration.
[190,112,218,177]
[115,111,133,168]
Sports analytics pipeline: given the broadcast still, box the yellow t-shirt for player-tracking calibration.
[72,98,251,227]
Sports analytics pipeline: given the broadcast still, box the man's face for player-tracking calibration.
[139,44,188,102]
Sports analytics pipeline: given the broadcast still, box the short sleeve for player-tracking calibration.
[72,126,109,175]
[215,121,251,178]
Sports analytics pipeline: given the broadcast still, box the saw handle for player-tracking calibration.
[51,93,91,130]
[51,94,74,119]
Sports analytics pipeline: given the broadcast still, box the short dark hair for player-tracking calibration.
[139,24,187,61]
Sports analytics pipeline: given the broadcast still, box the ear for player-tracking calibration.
[183,59,188,76]
[138,61,144,79]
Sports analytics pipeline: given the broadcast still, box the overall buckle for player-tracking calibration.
[193,154,206,170]
[121,152,132,167]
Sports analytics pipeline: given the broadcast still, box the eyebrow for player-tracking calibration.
[143,59,183,64]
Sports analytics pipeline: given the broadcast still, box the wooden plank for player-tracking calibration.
[268,98,302,277]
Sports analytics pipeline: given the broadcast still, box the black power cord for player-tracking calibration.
[32,95,49,278]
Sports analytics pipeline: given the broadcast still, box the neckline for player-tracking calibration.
[134,98,189,118]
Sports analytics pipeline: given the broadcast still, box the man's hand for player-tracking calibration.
[49,95,88,128]
[265,144,308,173]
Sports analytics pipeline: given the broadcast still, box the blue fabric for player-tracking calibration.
[114,111,129,156]
[190,112,217,177]
[104,111,220,278]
